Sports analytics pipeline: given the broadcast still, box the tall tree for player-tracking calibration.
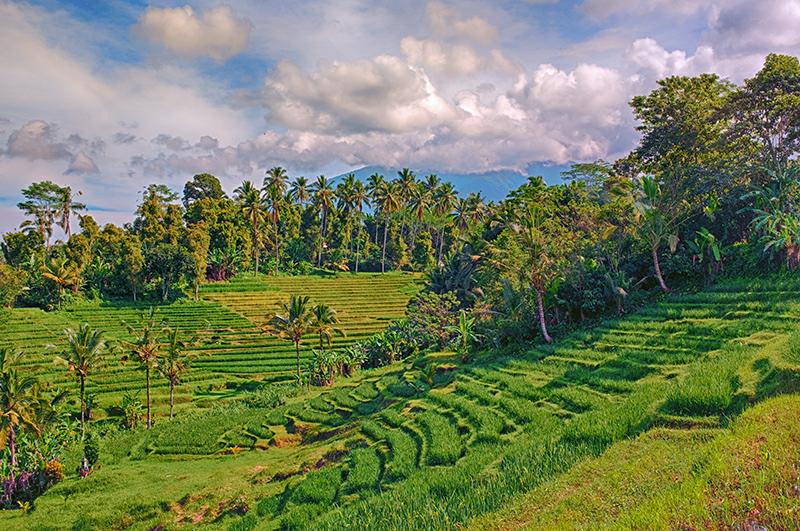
[234,181,267,275]
[122,308,164,429]
[186,224,211,299]
[158,328,195,419]
[289,176,310,206]
[269,295,313,384]
[17,181,64,249]
[374,181,402,273]
[183,173,225,209]
[264,167,289,275]
[310,303,344,351]
[57,324,107,439]
[0,348,41,470]
[311,176,335,266]
[367,173,386,244]
[57,186,85,239]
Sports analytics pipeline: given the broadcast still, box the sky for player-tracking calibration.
[2,0,800,232]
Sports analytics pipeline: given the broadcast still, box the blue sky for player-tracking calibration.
[2,0,799,232]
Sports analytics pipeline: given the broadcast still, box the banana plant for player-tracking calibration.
[687,227,724,280]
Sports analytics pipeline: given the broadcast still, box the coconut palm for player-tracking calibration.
[121,308,165,429]
[367,173,386,243]
[234,180,267,275]
[311,176,335,266]
[289,176,311,206]
[269,295,313,384]
[352,180,370,272]
[56,324,107,439]
[374,181,402,273]
[158,328,196,419]
[264,167,290,275]
[41,257,81,308]
[310,303,345,351]
[0,348,41,470]
[433,182,457,264]
[57,186,86,239]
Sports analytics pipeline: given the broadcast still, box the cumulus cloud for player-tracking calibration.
[262,56,457,134]
[628,38,715,79]
[5,120,71,160]
[135,5,251,61]
[65,151,99,174]
[706,0,800,56]
[400,37,517,77]
[426,1,498,46]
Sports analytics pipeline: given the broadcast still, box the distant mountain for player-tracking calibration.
[333,163,570,203]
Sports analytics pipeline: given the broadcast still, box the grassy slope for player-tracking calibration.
[473,393,800,530]
[1,275,799,530]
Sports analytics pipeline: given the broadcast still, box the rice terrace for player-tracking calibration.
[2,1,800,530]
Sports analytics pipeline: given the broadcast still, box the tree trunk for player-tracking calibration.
[132,282,137,302]
[355,237,360,273]
[535,288,553,343]
[169,380,174,419]
[80,375,86,440]
[652,245,669,292]
[275,225,280,276]
[437,228,445,265]
[9,425,16,472]
[146,364,152,429]
[381,219,389,273]
[295,342,301,385]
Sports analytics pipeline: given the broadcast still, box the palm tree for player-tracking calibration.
[310,303,345,351]
[57,186,86,239]
[122,308,165,429]
[311,176,335,266]
[269,295,313,384]
[264,166,289,198]
[264,168,289,275]
[367,173,386,244]
[409,183,432,252]
[41,257,81,308]
[433,183,457,264]
[289,176,310,206]
[158,328,195,419]
[374,181,402,273]
[234,181,267,275]
[453,198,471,236]
[56,324,107,439]
[0,348,40,470]
[352,180,370,273]
[337,174,358,262]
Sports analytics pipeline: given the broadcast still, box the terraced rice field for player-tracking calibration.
[217,276,800,529]
[2,275,800,530]
[0,272,423,415]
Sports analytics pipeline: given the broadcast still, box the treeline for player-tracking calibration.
[1,169,489,310]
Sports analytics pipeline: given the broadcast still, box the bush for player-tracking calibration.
[84,432,100,467]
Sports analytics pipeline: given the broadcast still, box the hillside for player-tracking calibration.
[0,272,422,415]
[2,275,799,529]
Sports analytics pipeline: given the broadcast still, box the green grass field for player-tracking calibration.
[1,274,799,530]
[0,272,423,416]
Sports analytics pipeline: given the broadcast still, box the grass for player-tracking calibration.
[1,274,800,530]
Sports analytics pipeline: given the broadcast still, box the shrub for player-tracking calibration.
[84,432,100,467]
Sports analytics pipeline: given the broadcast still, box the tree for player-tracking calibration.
[433,182,456,264]
[310,303,344,351]
[119,235,144,301]
[311,176,335,266]
[0,264,26,309]
[367,173,386,244]
[186,224,211,299]
[634,175,686,291]
[183,173,225,209]
[289,176,310,206]
[269,295,313,384]
[41,257,81,307]
[17,181,65,249]
[0,348,41,470]
[725,54,800,171]
[374,181,402,273]
[122,308,165,429]
[145,243,192,302]
[57,186,85,239]
[234,181,267,275]
[158,328,195,419]
[265,167,289,274]
[56,324,107,439]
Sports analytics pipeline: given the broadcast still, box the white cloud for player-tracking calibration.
[628,38,715,79]
[135,5,251,61]
[65,151,99,175]
[400,37,517,77]
[426,1,498,46]
[706,0,800,56]
[262,56,457,134]
[5,120,71,160]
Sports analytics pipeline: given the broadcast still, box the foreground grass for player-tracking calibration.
[474,393,800,530]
